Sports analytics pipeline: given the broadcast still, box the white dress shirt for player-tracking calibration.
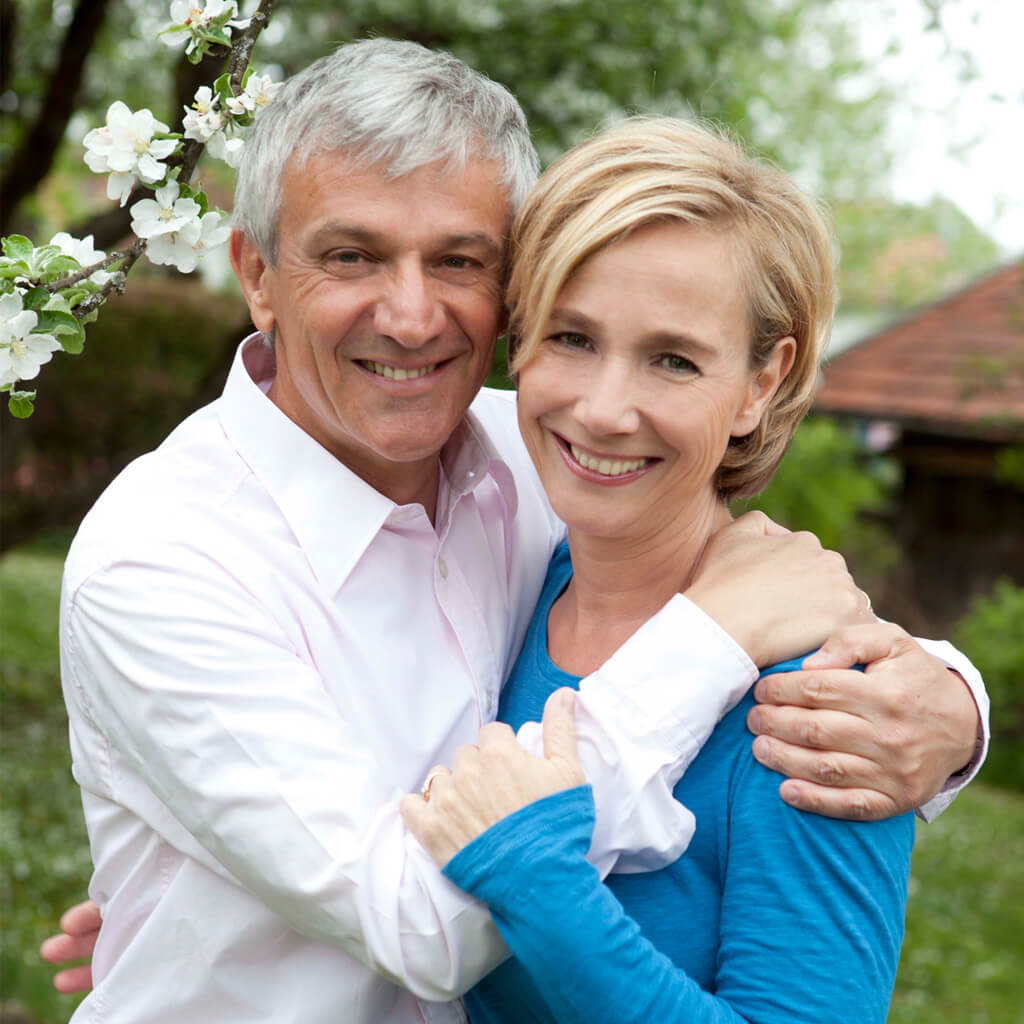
[61,337,770,1024]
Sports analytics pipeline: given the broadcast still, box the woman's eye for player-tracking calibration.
[442,255,472,270]
[550,332,591,350]
[657,353,697,374]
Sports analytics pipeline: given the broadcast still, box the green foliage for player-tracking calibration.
[890,784,1024,1021]
[0,551,88,1024]
[835,195,1001,313]
[995,445,1024,490]
[734,417,899,590]
[953,579,1024,792]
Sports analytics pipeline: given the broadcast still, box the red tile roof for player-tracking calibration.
[815,261,1024,440]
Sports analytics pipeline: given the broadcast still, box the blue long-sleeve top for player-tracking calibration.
[445,542,914,1023]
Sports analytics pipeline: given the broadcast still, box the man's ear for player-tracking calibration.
[731,336,797,437]
[230,230,275,334]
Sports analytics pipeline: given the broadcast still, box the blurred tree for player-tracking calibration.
[1,0,936,241]
[835,195,1001,312]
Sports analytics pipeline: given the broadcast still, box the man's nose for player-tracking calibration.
[573,364,641,436]
[373,263,447,348]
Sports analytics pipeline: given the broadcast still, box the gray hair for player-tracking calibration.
[233,38,539,264]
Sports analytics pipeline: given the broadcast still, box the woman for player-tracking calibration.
[402,117,914,1022]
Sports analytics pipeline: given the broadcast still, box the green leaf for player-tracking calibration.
[35,308,80,336]
[57,324,86,354]
[2,235,34,261]
[41,292,73,315]
[0,261,30,280]
[214,72,233,105]
[7,390,36,418]
[21,286,49,310]
[39,254,82,280]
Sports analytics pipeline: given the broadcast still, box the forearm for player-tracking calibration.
[63,564,507,1000]
[448,787,748,1024]
[514,594,756,874]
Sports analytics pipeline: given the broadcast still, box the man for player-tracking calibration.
[47,39,986,1023]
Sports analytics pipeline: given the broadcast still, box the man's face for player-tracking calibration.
[233,151,509,502]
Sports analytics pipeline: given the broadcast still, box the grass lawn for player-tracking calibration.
[2,547,1022,1023]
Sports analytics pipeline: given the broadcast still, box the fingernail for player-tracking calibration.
[752,736,772,765]
[781,782,803,808]
[748,708,762,734]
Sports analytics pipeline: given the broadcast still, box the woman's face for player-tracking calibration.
[516,220,791,541]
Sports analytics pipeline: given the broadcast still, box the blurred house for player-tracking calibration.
[815,261,1024,629]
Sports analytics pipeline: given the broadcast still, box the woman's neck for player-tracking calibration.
[548,497,732,676]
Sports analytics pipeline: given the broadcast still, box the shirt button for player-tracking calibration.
[438,558,449,579]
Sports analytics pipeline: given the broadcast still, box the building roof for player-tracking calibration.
[814,261,1024,441]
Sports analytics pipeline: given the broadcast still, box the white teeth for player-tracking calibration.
[569,444,648,476]
[364,361,436,381]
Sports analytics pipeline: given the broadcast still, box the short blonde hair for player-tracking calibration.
[506,116,836,500]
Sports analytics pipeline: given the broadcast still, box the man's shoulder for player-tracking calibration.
[64,399,252,590]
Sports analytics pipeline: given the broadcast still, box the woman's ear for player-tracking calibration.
[731,336,797,437]
[229,230,276,334]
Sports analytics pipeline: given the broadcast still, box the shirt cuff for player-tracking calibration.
[914,638,990,823]
[579,593,757,756]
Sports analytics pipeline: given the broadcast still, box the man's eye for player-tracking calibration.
[441,255,472,270]
[332,250,365,264]
[657,353,697,374]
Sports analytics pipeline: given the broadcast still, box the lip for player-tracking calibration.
[553,432,658,485]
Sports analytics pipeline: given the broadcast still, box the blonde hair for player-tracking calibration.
[506,117,836,500]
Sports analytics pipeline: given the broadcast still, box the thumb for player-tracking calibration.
[801,623,898,671]
[541,688,580,768]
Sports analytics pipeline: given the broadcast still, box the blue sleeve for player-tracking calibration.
[445,772,913,1023]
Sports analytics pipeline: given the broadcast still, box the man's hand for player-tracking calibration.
[748,623,981,820]
[39,899,101,994]
[686,512,874,667]
[401,689,585,867]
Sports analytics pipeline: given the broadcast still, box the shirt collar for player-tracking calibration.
[218,334,517,593]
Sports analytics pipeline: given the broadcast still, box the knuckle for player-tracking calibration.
[803,673,831,704]
[815,756,846,785]
[800,717,828,748]
[846,795,877,821]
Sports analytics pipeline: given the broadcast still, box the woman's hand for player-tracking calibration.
[686,511,874,667]
[401,688,586,867]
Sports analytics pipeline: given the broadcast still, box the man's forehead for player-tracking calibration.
[279,148,512,252]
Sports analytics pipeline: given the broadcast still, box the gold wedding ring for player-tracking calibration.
[421,768,447,802]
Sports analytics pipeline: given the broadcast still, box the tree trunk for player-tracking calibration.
[0,0,112,232]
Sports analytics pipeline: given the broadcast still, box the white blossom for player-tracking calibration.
[130,183,202,240]
[225,73,281,117]
[0,291,62,388]
[83,102,177,206]
[205,126,245,167]
[49,232,113,286]
[161,1,249,56]
[183,86,225,142]
[144,209,231,274]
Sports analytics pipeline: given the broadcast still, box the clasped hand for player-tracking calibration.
[401,688,585,867]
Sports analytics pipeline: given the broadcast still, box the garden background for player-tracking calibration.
[2,1,1022,1021]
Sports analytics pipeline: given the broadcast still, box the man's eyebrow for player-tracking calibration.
[438,232,504,263]
[305,223,503,262]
